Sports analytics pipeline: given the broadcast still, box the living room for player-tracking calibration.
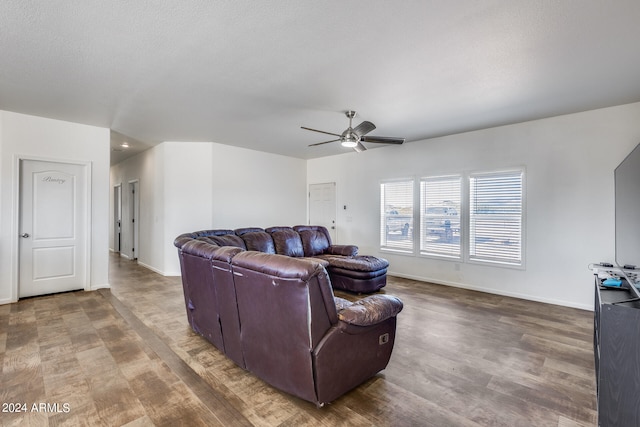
[108,102,640,311]
[2,2,640,425]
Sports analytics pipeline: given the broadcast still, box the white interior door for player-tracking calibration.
[309,182,337,242]
[19,160,88,298]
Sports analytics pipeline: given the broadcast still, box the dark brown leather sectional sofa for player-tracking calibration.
[174,225,404,406]
[185,225,390,293]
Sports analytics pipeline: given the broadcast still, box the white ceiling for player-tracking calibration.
[2,1,640,162]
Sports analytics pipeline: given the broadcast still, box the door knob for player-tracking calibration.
[21,233,30,238]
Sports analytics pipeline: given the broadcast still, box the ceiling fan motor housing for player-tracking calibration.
[341,129,359,147]
[302,110,404,151]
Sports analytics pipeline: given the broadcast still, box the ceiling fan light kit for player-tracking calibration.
[341,140,358,148]
[302,110,405,152]
[341,134,359,148]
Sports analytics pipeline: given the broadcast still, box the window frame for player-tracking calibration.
[419,174,463,260]
[379,167,526,270]
[466,168,526,269]
[380,178,416,254]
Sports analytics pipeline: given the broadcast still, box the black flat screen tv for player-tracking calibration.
[615,142,640,271]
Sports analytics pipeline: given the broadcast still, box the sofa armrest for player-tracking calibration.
[334,296,352,311]
[337,295,403,327]
[326,245,358,256]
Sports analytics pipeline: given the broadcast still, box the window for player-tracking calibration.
[380,180,414,252]
[420,175,461,258]
[379,169,525,268]
[469,170,523,266]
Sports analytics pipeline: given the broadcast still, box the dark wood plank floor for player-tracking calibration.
[0,253,597,426]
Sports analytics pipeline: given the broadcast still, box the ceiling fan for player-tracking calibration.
[302,111,405,152]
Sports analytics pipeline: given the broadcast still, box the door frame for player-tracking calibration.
[11,155,92,302]
[113,183,122,253]
[128,179,139,261]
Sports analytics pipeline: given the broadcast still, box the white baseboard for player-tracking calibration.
[388,270,593,311]
[137,261,163,275]
[0,285,111,305]
[135,261,178,277]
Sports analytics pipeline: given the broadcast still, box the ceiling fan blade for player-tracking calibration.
[301,126,342,138]
[361,136,405,145]
[353,142,367,152]
[353,121,376,137]
[308,139,341,147]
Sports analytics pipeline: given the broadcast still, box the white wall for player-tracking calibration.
[110,141,307,276]
[209,143,307,228]
[0,110,110,304]
[308,102,640,309]
[110,143,166,270]
[162,142,214,275]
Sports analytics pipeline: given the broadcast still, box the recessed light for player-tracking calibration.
[121,142,130,148]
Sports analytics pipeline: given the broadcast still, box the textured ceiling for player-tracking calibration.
[2,1,640,161]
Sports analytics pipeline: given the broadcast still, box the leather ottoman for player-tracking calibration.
[320,255,389,293]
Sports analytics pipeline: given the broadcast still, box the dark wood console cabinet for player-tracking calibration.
[594,277,640,426]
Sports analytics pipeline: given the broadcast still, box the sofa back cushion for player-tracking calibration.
[179,241,225,351]
[294,225,332,256]
[174,233,197,249]
[201,234,246,249]
[266,226,304,257]
[191,229,246,249]
[179,240,246,367]
[230,251,336,403]
[193,229,235,237]
[235,228,276,254]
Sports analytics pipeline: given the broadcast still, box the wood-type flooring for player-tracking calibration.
[0,253,597,426]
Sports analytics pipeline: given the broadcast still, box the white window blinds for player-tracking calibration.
[380,180,414,252]
[469,170,523,265]
[420,175,461,258]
